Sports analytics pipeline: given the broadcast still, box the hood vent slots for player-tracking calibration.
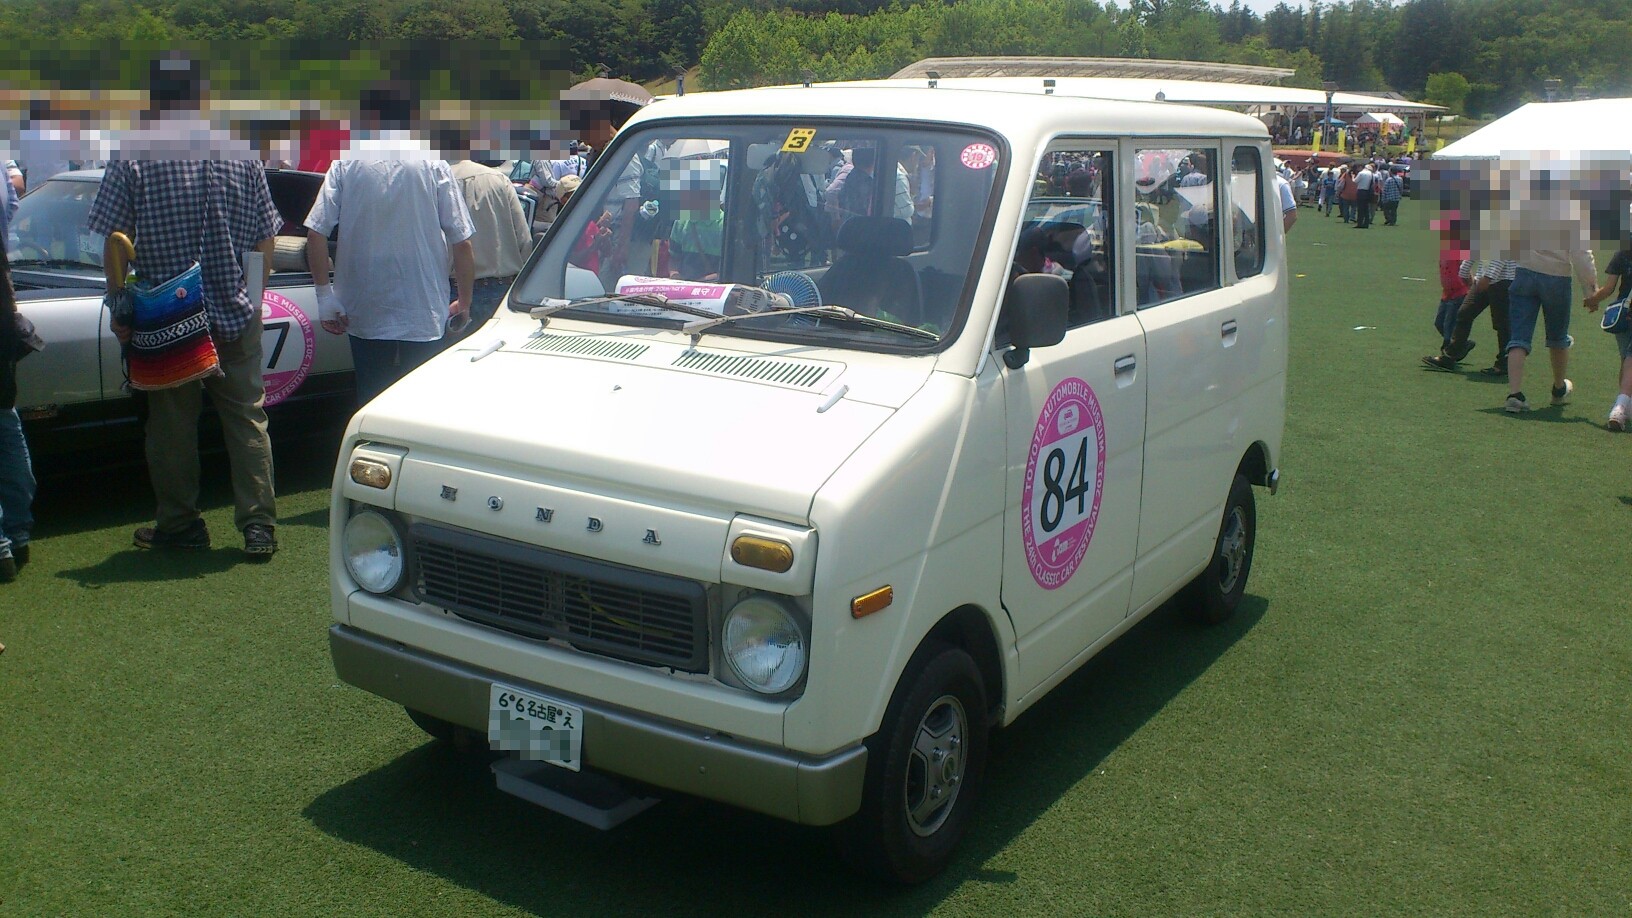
[670,350,830,389]
[521,332,649,362]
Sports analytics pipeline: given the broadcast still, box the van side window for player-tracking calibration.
[1134,147,1220,308]
[1011,147,1115,328]
[1231,146,1266,280]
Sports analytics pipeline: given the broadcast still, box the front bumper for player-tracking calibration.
[329,625,868,826]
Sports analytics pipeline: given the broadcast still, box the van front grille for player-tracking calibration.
[411,523,708,673]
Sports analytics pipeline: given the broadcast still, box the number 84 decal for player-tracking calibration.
[1021,378,1107,590]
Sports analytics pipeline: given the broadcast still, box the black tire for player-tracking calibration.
[836,642,989,885]
[404,707,491,756]
[1187,473,1256,625]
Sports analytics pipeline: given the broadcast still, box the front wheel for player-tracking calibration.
[836,642,989,885]
[1186,473,1256,625]
[404,707,492,756]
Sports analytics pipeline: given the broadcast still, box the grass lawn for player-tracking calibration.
[2,198,1629,915]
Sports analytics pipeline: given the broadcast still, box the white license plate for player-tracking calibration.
[489,684,583,772]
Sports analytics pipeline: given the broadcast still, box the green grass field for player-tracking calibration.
[3,199,1629,916]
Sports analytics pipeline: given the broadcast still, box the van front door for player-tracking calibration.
[997,143,1147,697]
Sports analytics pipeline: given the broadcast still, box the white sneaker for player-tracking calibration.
[1609,403,1628,432]
[1550,379,1573,406]
[1505,393,1530,413]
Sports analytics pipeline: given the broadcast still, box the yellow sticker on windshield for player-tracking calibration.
[780,128,818,153]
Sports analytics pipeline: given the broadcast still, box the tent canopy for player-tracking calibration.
[1355,112,1405,126]
[1435,98,1632,159]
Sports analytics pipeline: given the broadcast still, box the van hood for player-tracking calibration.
[355,343,919,523]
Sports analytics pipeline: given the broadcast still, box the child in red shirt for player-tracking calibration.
[1432,211,1471,352]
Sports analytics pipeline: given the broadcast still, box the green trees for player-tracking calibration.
[2,0,1630,114]
[1424,72,1471,115]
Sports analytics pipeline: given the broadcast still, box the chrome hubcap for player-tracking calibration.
[1217,507,1248,594]
[904,694,967,837]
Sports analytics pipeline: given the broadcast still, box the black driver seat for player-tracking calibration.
[820,216,921,326]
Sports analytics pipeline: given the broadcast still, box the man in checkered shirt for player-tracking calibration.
[86,55,283,557]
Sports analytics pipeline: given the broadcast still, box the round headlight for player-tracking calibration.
[722,596,807,695]
[343,509,406,594]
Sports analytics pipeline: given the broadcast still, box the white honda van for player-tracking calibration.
[328,80,1286,883]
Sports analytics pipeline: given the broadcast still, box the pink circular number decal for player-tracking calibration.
[260,291,316,407]
[1021,377,1107,590]
[960,143,998,170]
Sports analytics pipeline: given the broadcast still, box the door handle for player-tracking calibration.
[1113,355,1137,374]
[1221,319,1239,346]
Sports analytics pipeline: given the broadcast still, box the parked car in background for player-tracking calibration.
[9,168,354,459]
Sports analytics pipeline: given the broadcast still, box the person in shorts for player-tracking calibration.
[1497,198,1597,413]
[1583,237,1632,430]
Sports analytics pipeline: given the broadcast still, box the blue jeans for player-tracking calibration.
[349,336,448,407]
[0,407,35,558]
[1506,267,1573,354]
[1435,296,1462,345]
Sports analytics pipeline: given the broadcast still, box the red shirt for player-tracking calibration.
[1440,245,1470,300]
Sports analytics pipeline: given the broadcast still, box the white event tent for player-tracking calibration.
[1435,99,1632,159]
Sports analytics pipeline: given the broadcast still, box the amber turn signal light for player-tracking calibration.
[851,586,893,618]
[731,535,794,573]
[349,458,392,489]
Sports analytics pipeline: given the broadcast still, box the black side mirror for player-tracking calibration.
[1002,273,1069,368]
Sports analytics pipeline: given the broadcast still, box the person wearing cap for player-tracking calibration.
[304,83,475,407]
[85,54,282,557]
[450,157,532,339]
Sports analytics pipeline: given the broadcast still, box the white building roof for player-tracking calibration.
[815,76,1443,113]
[893,56,1294,85]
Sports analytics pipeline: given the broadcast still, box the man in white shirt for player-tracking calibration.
[1352,162,1376,228]
[451,158,532,338]
[1273,172,1298,233]
[304,84,476,406]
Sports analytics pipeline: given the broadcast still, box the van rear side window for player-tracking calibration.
[1231,146,1266,280]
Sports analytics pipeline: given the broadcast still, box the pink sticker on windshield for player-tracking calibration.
[1021,377,1107,590]
[261,291,315,407]
[960,143,998,169]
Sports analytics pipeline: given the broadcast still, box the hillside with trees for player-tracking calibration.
[0,0,1626,116]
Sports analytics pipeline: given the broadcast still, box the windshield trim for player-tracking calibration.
[510,115,1012,358]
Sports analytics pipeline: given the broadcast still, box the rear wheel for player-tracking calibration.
[1187,473,1256,625]
[836,642,989,885]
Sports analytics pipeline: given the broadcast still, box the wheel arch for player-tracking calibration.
[1238,439,1274,489]
[923,604,1006,727]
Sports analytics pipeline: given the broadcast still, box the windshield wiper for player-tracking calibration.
[682,303,939,344]
[528,292,723,327]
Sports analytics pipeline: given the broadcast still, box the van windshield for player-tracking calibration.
[511,120,1005,351]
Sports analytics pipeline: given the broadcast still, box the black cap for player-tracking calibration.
[150,54,203,107]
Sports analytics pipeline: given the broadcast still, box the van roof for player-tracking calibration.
[627,83,1270,141]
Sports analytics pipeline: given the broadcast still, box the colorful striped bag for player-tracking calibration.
[127,261,221,390]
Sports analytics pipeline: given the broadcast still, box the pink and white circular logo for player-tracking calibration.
[960,143,998,170]
[1021,377,1107,590]
[260,291,316,407]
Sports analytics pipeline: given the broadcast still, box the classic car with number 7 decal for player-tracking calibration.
[9,168,354,458]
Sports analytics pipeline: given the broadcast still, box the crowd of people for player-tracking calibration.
[1305,156,1412,228]
[0,56,591,581]
[1419,183,1631,430]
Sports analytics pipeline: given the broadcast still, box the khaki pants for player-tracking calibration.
[146,313,276,534]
